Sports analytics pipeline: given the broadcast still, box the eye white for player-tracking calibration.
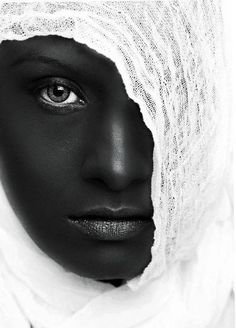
[40,85,86,106]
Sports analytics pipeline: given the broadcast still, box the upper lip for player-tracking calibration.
[68,207,153,221]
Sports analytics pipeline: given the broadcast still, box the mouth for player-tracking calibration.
[66,207,153,241]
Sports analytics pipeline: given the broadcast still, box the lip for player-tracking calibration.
[66,207,153,241]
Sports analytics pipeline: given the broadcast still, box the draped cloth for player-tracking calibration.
[0,1,234,327]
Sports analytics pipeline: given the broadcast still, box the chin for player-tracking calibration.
[43,241,151,282]
[53,240,152,282]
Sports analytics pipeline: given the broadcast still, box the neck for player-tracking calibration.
[98,279,125,287]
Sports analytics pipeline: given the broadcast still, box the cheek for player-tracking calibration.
[0,98,85,219]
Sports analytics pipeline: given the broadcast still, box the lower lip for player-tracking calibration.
[67,217,152,241]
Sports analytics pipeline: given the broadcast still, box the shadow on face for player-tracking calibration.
[0,35,155,286]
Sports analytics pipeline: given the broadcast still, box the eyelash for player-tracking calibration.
[33,77,88,114]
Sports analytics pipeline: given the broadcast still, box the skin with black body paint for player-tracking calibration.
[0,35,155,287]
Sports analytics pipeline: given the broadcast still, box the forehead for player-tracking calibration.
[0,34,117,73]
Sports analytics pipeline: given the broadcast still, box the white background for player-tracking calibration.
[221,0,236,318]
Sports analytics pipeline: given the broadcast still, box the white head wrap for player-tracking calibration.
[0,1,234,328]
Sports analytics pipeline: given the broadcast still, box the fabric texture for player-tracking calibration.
[0,1,234,327]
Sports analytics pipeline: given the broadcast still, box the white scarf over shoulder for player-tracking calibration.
[0,1,234,328]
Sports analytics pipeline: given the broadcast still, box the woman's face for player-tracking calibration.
[0,35,155,282]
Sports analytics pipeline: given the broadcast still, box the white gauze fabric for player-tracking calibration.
[0,1,234,328]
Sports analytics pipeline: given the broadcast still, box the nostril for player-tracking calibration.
[83,167,151,192]
[85,177,109,190]
[85,173,134,192]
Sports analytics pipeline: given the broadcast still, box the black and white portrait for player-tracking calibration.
[0,1,234,327]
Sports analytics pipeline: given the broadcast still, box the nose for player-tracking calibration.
[81,100,153,191]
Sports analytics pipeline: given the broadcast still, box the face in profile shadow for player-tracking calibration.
[0,35,155,285]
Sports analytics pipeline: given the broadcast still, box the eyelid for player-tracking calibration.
[33,76,88,102]
[31,76,89,114]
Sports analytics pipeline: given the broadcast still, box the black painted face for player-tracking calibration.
[0,35,155,282]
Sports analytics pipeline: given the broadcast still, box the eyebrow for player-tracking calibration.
[9,53,79,75]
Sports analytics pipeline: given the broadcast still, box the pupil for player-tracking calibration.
[53,85,64,97]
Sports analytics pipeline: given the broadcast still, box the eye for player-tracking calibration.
[35,77,88,114]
